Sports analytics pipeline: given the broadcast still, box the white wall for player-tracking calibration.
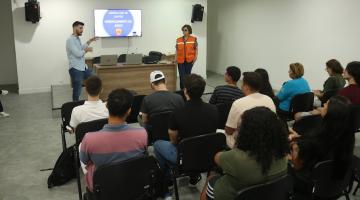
[0,0,18,85]
[208,0,360,90]
[12,0,207,94]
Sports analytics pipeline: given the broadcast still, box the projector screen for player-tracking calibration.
[94,9,142,37]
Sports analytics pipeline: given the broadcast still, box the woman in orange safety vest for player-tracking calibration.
[176,24,198,89]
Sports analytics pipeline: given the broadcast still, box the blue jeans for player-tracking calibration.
[69,68,93,101]
[153,140,177,180]
[178,62,193,89]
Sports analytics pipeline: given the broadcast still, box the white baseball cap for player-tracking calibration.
[150,70,165,83]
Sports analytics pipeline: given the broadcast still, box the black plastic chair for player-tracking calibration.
[147,111,172,144]
[126,95,145,124]
[352,105,360,133]
[296,160,352,200]
[278,92,314,120]
[171,133,227,200]
[60,100,85,150]
[74,118,108,200]
[235,174,293,200]
[216,103,232,129]
[89,156,161,200]
[290,92,314,116]
[319,89,339,106]
[293,115,323,136]
[118,54,126,63]
[92,56,100,64]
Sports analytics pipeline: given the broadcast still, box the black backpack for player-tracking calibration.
[47,145,78,188]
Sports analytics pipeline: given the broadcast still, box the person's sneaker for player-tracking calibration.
[188,174,202,188]
[0,112,10,118]
[1,90,8,95]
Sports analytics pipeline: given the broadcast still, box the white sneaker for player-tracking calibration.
[0,112,10,118]
[1,90,8,95]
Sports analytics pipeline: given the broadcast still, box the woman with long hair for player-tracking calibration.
[201,107,289,200]
[289,95,355,193]
[255,68,275,98]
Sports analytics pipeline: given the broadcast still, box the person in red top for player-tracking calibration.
[176,24,198,89]
[338,61,360,105]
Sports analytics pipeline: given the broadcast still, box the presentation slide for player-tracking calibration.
[94,9,142,37]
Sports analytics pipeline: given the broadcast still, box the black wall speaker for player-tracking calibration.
[191,4,204,23]
[25,0,40,23]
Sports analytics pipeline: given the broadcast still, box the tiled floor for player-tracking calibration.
[0,72,359,200]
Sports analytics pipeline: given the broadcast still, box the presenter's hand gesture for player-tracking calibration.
[87,37,99,44]
[85,47,93,53]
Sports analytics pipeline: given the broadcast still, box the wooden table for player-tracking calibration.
[94,63,177,99]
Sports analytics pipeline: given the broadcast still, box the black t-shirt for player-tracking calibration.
[169,99,218,141]
[140,91,184,116]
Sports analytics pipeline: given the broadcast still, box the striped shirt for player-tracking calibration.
[80,123,147,191]
[209,85,244,105]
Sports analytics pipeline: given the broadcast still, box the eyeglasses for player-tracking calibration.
[182,29,188,32]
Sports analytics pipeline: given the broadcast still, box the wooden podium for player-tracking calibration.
[94,63,177,100]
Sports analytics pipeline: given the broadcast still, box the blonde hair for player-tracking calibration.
[289,63,304,79]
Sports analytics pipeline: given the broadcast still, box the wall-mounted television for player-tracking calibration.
[94,9,142,37]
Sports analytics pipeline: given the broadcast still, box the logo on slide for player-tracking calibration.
[103,10,134,36]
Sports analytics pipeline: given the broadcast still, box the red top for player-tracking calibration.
[338,84,360,105]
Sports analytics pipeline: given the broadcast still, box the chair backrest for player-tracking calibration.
[311,160,352,199]
[61,100,85,129]
[352,105,360,132]
[177,132,226,173]
[147,111,172,143]
[216,103,232,129]
[126,95,146,124]
[235,174,293,200]
[93,156,161,200]
[320,89,339,106]
[290,92,314,114]
[293,115,323,136]
[92,56,100,64]
[75,118,108,145]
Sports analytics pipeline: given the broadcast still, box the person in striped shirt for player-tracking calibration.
[80,88,148,192]
[209,66,244,105]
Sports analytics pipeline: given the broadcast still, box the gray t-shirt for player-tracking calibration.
[140,91,185,116]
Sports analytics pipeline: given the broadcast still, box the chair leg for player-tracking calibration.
[61,126,67,151]
[172,170,179,200]
[74,146,83,200]
[353,182,360,195]
[345,193,350,200]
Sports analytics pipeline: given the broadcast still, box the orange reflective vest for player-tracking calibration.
[176,35,197,63]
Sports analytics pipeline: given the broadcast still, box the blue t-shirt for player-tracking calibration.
[277,77,311,111]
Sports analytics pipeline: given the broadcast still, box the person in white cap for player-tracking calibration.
[0,90,9,118]
[138,70,184,127]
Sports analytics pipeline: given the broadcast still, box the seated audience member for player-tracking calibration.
[0,90,9,118]
[276,63,311,114]
[209,66,244,105]
[255,68,275,98]
[313,59,345,101]
[69,76,108,129]
[153,74,218,198]
[225,72,276,148]
[201,107,289,200]
[138,70,184,127]
[289,95,354,194]
[80,88,148,192]
[338,61,360,105]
